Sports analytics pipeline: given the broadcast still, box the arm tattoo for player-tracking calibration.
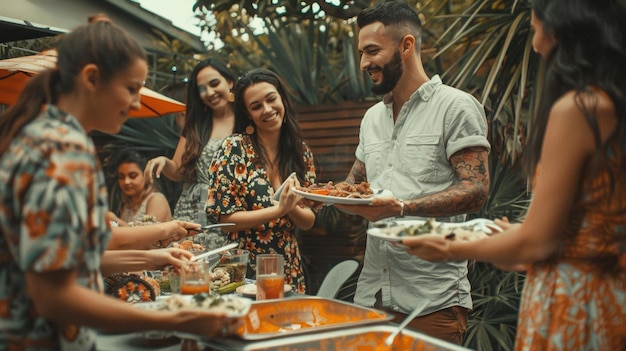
[346,159,367,184]
[404,147,490,218]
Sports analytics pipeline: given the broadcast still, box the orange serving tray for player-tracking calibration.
[201,324,471,351]
[237,296,392,340]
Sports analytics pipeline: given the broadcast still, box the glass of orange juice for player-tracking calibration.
[180,261,211,295]
[255,254,285,300]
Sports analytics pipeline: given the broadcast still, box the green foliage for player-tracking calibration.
[194,0,371,34]
[425,1,536,349]
[466,263,524,351]
[224,19,373,105]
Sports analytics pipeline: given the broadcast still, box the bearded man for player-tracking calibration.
[334,0,491,344]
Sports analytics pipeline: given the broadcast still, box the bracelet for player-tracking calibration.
[399,200,405,217]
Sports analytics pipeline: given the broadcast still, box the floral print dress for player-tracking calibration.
[0,106,111,351]
[515,138,626,350]
[206,134,316,294]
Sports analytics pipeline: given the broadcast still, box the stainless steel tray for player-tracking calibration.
[201,324,472,351]
[238,296,392,340]
[177,296,391,342]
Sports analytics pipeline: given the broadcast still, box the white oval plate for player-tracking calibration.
[236,283,293,298]
[292,188,394,205]
[367,218,500,241]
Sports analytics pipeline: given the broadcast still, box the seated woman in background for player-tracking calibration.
[206,68,317,294]
[109,149,171,226]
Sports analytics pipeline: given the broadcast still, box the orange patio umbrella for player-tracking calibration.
[0,50,185,117]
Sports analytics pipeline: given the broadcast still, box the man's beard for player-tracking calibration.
[370,51,403,95]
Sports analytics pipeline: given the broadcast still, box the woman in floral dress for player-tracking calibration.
[401,0,626,349]
[206,69,317,294]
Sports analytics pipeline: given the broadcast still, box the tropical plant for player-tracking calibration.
[215,14,374,104]
[194,0,372,35]
[422,0,536,349]
[147,29,200,91]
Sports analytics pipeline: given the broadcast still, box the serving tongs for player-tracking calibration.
[191,242,239,262]
[188,222,236,234]
[385,305,425,346]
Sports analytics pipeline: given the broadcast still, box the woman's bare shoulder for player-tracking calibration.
[552,88,617,141]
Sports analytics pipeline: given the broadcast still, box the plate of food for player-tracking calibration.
[367,218,500,242]
[135,293,252,317]
[133,293,251,340]
[236,283,293,298]
[293,181,391,205]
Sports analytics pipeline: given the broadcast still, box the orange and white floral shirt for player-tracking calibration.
[0,105,111,351]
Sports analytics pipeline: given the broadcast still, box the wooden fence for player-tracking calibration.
[297,101,376,183]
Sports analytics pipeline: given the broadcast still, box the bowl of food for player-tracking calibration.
[211,249,249,294]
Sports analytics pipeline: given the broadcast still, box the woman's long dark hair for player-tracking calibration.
[0,21,146,154]
[525,0,626,180]
[233,68,308,181]
[179,59,245,181]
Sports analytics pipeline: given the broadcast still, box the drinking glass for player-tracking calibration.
[255,254,285,300]
[180,261,211,295]
[215,249,249,285]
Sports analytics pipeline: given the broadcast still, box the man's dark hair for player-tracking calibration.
[357,0,422,48]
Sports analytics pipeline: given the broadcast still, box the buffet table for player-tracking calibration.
[96,296,471,351]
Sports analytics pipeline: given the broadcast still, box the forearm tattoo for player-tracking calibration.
[346,160,367,184]
[404,147,490,218]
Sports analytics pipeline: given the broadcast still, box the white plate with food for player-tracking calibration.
[367,218,501,242]
[135,293,252,317]
[293,181,392,205]
[133,294,250,339]
[236,283,293,298]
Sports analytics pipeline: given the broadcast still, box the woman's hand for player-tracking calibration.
[158,220,202,248]
[106,211,127,227]
[173,310,243,338]
[146,247,193,271]
[277,179,302,215]
[400,234,453,262]
[144,156,169,183]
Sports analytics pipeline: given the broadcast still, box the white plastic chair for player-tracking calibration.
[316,259,359,299]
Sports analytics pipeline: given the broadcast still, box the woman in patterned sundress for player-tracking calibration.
[206,69,317,294]
[144,59,247,250]
[401,0,626,349]
[0,18,239,351]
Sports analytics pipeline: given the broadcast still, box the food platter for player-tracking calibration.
[133,294,251,340]
[367,218,499,242]
[135,293,252,318]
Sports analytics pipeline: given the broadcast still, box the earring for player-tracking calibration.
[227,91,235,102]
[245,122,255,135]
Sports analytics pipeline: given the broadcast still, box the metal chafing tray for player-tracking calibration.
[176,296,392,343]
[238,296,392,340]
[200,324,472,351]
